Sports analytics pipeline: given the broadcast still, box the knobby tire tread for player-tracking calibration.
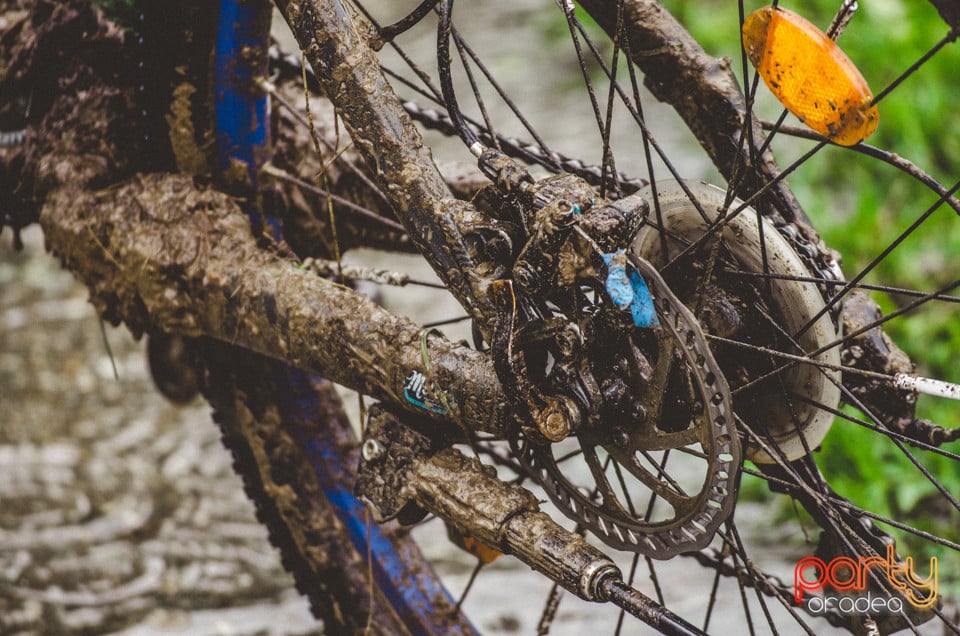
[197,339,408,635]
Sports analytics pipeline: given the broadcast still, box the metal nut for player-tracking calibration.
[554,324,581,361]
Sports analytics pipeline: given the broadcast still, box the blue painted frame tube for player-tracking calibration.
[213,3,477,633]
[214,0,271,194]
[280,368,478,635]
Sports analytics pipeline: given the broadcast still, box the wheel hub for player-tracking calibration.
[632,180,842,463]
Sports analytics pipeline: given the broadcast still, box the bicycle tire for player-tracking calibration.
[206,3,479,633]
[197,338,478,635]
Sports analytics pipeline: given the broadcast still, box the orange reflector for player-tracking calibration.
[447,523,502,564]
[742,6,879,146]
[461,536,502,564]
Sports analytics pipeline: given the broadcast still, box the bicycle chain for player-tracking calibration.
[769,215,845,310]
[688,510,904,633]
[268,43,842,306]
[267,46,649,195]
[686,546,856,628]
[269,38,846,306]
[271,32,927,636]
[399,99,651,195]
[268,29,867,578]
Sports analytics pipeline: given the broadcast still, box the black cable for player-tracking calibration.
[437,0,480,150]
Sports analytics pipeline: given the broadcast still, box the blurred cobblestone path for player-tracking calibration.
[0,227,320,634]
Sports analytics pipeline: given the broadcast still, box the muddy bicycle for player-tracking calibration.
[2,0,959,633]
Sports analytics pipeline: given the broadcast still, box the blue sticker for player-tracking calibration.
[627,268,658,328]
[603,250,660,328]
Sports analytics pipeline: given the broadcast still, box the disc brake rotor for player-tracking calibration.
[513,256,741,558]
[632,180,842,462]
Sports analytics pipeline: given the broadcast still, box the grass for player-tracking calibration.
[658,0,960,594]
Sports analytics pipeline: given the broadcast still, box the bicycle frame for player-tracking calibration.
[19,0,957,631]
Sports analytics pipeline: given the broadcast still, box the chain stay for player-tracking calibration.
[356,408,707,634]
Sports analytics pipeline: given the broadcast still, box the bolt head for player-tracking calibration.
[554,325,581,360]
[630,403,647,423]
[513,264,536,292]
[361,438,386,462]
[542,412,570,441]
[539,398,579,442]
[614,429,631,447]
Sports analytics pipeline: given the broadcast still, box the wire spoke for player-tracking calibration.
[422,314,472,327]
[836,382,960,515]
[454,559,484,614]
[262,164,407,233]
[720,268,960,303]
[701,545,723,632]
[662,141,827,276]
[871,31,957,106]
[264,71,394,208]
[792,178,960,340]
[757,121,960,215]
[733,277,960,397]
[556,0,616,195]
[743,463,960,553]
[565,13,713,218]
[377,0,440,43]
[790,392,960,462]
[450,28,500,151]
[447,32,556,160]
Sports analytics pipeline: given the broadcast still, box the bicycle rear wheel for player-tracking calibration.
[261,0,960,632]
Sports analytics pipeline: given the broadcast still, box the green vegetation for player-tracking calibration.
[662,0,959,591]
[662,1,960,377]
